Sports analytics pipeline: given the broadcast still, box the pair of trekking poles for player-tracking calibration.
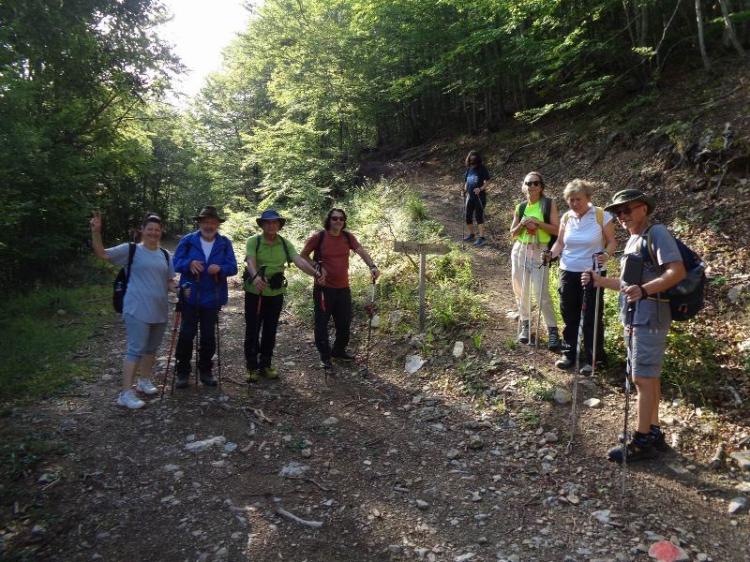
[516,232,551,349]
[159,273,223,399]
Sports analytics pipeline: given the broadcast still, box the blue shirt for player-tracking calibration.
[465,165,490,194]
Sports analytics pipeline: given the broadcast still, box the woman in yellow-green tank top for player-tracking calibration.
[509,171,560,348]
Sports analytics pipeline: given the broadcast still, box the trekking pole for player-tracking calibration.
[214,273,222,392]
[591,253,604,377]
[161,287,183,400]
[621,304,635,501]
[361,277,378,378]
[461,189,468,250]
[528,231,539,344]
[517,236,531,339]
[567,269,591,453]
[535,250,550,351]
[194,272,201,386]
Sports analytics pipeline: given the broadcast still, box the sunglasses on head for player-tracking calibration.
[524,180,541,187]
[614,203,645,216]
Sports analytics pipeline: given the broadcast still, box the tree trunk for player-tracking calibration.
[695,0,711,70]
[718,0,746,57]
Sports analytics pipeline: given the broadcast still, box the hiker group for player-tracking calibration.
[91,149,704,465]
[90,206,379,410]
[462,150,704,463]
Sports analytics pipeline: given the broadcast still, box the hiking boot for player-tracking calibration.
[462,233,475,242]
[321,358,334,370]
[136,378,158,396]
[619,427,669,452]
[175,373,190,389]
[246,369,260,383]
[607,432,659,463]
[200,372,218,387]
[579,364,593,376]
[473,236,486,247]
[517,321,530,344]
[331,350,355,362]
[555,356,574,370]
[116,389,145,410]
[261,366,279,380]
[547,327,560,351]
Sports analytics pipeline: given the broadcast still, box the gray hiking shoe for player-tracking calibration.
[547,327,560,350]
[518,321,530,344]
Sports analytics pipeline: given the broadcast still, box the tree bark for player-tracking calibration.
[695,0,711,70]
[718,0,746,57]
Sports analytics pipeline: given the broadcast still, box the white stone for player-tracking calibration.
[728,496,748,515]
[452,341,465,359]
[185,436,226,453]
[554,388,572,405]
[730,450,750,471]
[405,354,426,374]
[279,461,309,478]
[322,416,339,426]
[583,398,602,408]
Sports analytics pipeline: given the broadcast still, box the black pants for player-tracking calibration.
[175,305,219,377]
[558,269,607,365]
[313,286,352,361]
[465,192,486,224]
[244,292,284,370]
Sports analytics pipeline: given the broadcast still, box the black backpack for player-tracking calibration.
[112,243,170,313]
[641,226,706,321]
[518,196,557,252]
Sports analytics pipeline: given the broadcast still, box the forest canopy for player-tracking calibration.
[1,0,747,289]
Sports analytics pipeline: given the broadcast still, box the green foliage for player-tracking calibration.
[0,284,110,402]
[517,376,555,402]
[662,325,721,402]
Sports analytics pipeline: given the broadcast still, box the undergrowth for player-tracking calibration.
[0,283,110,403]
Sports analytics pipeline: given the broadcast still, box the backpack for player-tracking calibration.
[641,226,706,321]
[518,196,557,252]
[313,229,353,264]
[112,243,170,313]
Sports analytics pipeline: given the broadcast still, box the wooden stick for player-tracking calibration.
[276,507,323,528]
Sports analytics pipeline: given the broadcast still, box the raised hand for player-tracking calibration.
[90,210,102,233]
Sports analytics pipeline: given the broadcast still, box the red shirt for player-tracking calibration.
[302,230,360,288]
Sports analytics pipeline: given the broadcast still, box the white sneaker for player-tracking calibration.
[117,389,145,409]
[136,378,158,395]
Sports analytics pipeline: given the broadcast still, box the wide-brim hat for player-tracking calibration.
[604,189,655,215]
[256,209,286,228]
[193,205,226,223]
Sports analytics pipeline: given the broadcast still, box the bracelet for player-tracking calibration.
[638,284,649,299]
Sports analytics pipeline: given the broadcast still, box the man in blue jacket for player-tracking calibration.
[173,206,238,387]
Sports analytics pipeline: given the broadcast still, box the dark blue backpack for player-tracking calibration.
[641,226,706,321]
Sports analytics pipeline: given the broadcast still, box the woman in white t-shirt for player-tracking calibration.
[549,180,616,374]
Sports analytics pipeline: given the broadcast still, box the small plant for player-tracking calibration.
[504,338,518,351]
[517,376,555,401]
[471,333,482,350]
[519,408,541,427]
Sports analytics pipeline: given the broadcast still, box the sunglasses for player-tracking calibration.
[524,180,541,187]
[614,204,645,217]
[330,216,345,222]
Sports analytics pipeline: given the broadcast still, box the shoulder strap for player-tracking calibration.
[125,242,136,283]
[255,235,261,255]
[342,230,352,246]
[160,248,169,266]
[541,196,551,224]
[518,201,527,218]
[640,226,657,264]
[314,230,326,262]
[595,206,605,247]
[278,235,292,265]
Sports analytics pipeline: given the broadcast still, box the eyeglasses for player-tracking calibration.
[468,159,478,164]
[614,204,644,217]
[330,216,345,222]
[524,180,541,187]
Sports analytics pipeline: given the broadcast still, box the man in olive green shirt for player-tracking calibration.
[244,210,322,382]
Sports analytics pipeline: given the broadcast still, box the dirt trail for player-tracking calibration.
[2,169,750,561]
